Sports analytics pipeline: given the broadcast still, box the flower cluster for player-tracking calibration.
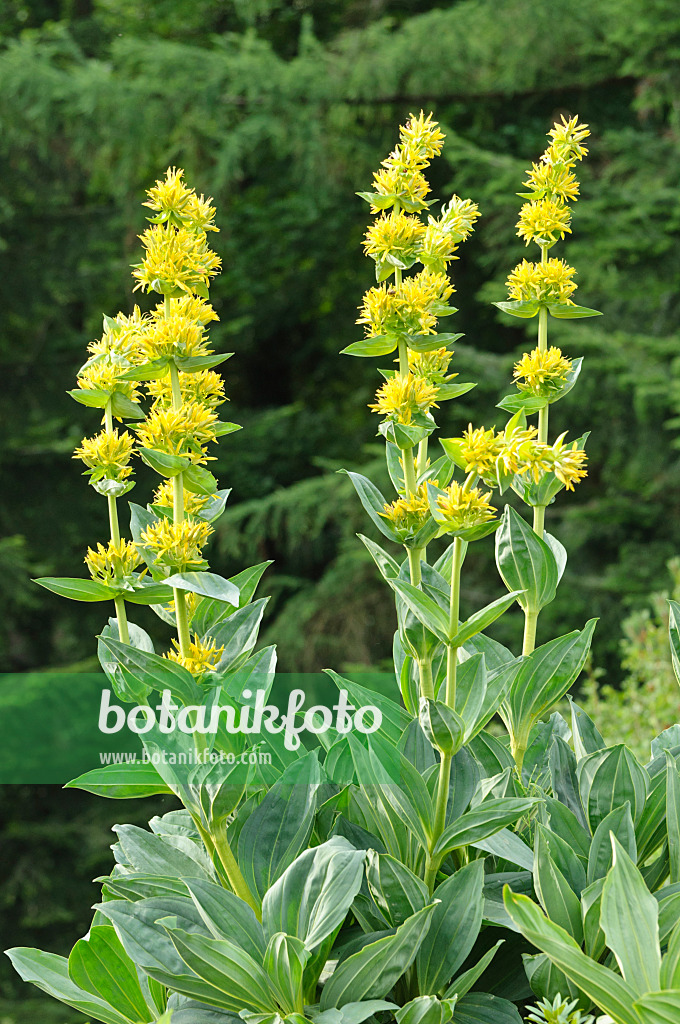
[141,518,213,571]
[370,374,439,424]
[132,167,221,297]
[380,484,431,536]
[74,429,135,483]
[436,482,497,531]
[165,636,224,675]
[357,112,478,345]
[85,540,141,585]
[408,347,457,388]
[509,115,589,303]
[135,403,219,463]
[513,346,572,397]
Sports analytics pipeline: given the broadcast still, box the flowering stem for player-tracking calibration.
[104,399,130,645]
[418,657,434,700]
[167,331,191,659]
[197,818,260,916]
[424,535,463,892]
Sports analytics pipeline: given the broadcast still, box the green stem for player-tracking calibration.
[424,536,464,892]
[418,657,434,700]
[167,336,191,659]
[407,545,422,586]
[212,825,261,916]
[104,398,130,644]
[522,608,538,657]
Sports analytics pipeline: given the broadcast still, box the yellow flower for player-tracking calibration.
[456,424,502,477]
[165,636,224,675]
[74,429,135,481]
[85,539,141,585]
[147,369,226,410]
[408,347,457,386]
[380,483,431,534]
[517,198,571,246]
[363,209,426,263]
[550,433,588,490]
[87,307,150,361]
[523,161,579,203]
[153,480,212,516]
[513,346,573,396]
[143,167,218,233]
[506,258,577,304]
[132,223,221,296]
[496,422,547,479]
[372,161,430,209]
[135,402,219,461]
[436,483,497,530]
[370,374,439,424]
[141,517,213,570]
[137,314,212,362]
[395,269,454,335]
[546,115,590,165]
[356,285,397,337]
[399,111,445,165]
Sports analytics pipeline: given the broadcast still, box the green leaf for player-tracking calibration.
[212,421,242,437]
[454,653,487,741]
[92,477,135,499]
[119,358,169,381]
[341,336,398,357]
[634,991,680,1024]
[660,919,680,989]
[587,802,636,885]
[547,303,602,319]
[405,332,463,353]
[416,860,484,995]
[319,903,437,1009]
[341,470,401,543]
[113,824,214,880]
[449,590,524,647]
[99,636,201,705]
[495,506,558,613]
[533,830,583,943]
[548,356,583,405]
[66,761,172,799]
[68,387,110,409]
[110,392,145,420]
[5,948,134,1024]
[184,464,219,495]
[449,992,522,1024]
[238,753,322,903]
[263,932,309,1014]
[139,447,191,477]
[262,837,366,950]
[666,750,680,883]
[358,534,401,581]
[124,578,176,606]
[34,576,118,602]
[162,926,277,1012]
[164,571,239,606]
[174,353,233,372]
[183,878,265,961]
[68,925,152,1022]
[601,835,661,994]
[433,798,537,857]
[669,600,680,685]
[419,698,465,757]
[366,850,429,928]
[578,744,649,832]
[444,940,504,999]
[502,890,639,1024]
[496,392,548,415]
[380,419,433,450]
[390,578,451,644]
[432,381,476,401]
[493,300,540,318]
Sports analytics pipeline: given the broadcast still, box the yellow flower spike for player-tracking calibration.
[513,346,573,396]
[456,424,503,477]
[550,433,588,490]
[85,539,141,585]
[436,482,497,531]
[147,369,226,410]
[135,402,219,461]
[408,347,457,386]
[141,517,213,570]
[132,223,221,296]
[138,314,213,362]
[74,429,135,481]
[153,480,213,516]
[523,161,580,203]
[395,268,454,335]
[370,374,439,424]
[165,635,225,675]
[399,111,446,165]
[363,209,426,263]
[380,483,431,534]
[516,197,572,246]
[506,258,577,305]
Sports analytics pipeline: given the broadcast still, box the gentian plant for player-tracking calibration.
[7,119,680,1024]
